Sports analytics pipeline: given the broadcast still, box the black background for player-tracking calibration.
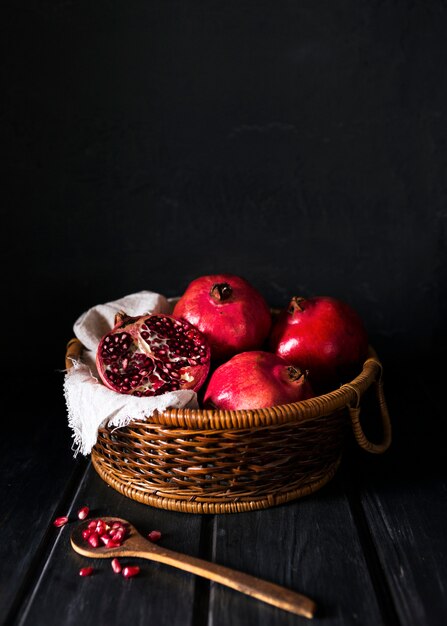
[3,0,447,384]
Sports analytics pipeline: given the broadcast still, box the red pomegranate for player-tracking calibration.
[96,312,210,396]
[203,351,314,410]
[269,296,368,392]
[172,274,272,361]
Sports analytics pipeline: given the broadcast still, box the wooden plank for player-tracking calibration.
[0,373,85,624]
[14,465,204,626]
[351,370,447,626]
[209,477,385,626]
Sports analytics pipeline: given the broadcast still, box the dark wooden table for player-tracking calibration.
[2,365,446,626]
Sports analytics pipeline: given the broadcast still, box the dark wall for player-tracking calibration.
[4,1,447,378]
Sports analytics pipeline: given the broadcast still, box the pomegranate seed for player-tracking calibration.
[95,520,107,536]
[53,516,69,527]
[111,529,125,543]
[111,558,122,573]
[122,566,140,578]
[148,530,162,543]
[88,532,100,548]
[100,535,120,548]
[88,520,97,529]
[78,506,90,520]
[79,567,94,577]
[82,529,92,540]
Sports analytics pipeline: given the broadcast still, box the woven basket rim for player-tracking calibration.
[156,346,381,428]
[65,336,382,431]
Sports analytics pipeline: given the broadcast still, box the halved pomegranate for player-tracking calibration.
[96,313,211,396]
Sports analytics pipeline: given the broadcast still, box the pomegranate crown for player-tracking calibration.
[210,282,233,302]
[286,365,309,382]
[288,296,306,314]
[114,311,135,327]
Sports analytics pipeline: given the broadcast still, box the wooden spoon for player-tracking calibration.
[71,516,316,619]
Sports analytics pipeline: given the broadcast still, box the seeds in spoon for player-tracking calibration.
[81,519,129,548]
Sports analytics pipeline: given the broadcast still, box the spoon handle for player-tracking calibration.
[134,544,316,618]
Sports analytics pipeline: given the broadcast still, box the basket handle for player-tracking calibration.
[343,360,392,454]
[65,338,83,370]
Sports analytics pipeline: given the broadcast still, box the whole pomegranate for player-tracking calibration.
[203,351,314,410]
[269,296,368,392]
[172,274,272,361]
[96,312,210,396]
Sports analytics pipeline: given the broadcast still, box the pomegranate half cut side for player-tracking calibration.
[96,313,211,396]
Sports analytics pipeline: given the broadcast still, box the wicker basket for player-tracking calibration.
[65,339,391,514]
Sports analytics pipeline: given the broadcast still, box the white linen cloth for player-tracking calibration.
[63,291,199,456]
